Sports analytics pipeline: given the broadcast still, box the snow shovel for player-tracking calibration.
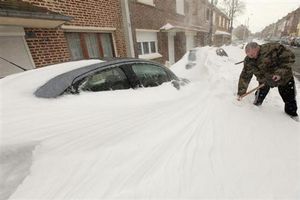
[238,83,265,101]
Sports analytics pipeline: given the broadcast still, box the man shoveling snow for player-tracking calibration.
[237,42,299,121]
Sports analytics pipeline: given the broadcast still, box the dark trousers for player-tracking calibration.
[254,78,298,116]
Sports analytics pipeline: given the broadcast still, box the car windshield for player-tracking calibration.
[80,67,130,92]
[132,63,170,87]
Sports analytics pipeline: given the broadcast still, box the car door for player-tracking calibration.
[77,67,131,92]
[130,63,172,88]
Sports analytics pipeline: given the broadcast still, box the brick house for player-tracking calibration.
[0,0,128,77]
[127,0,211,65]
[283,7,300,37]
[260,7,300,39]
[0,0,231,77]
[211,5,231,46]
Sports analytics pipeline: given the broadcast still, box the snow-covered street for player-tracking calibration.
[1,45,300,199]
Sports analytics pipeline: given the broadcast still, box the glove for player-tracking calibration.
[265,75,281,88]
[272,75,281,82]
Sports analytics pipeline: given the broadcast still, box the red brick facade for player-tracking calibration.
[22,0,127,68]
[129,0,212,64]
[25,28,70,67]
[1,0,231,70]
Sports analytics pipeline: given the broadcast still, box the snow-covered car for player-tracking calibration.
[30,58,188,98]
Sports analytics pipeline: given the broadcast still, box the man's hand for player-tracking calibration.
[272,75,281,82]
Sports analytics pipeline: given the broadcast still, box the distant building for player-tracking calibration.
[211,5,231,46]
[260,7,300,39]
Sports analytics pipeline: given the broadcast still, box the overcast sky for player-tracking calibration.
[229,0,300,33]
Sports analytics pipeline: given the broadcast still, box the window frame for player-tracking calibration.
[65,32,115,60]
[137,0,155,6]
[136,30,162,60]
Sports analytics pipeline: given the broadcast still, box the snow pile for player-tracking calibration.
[1,46,300,199]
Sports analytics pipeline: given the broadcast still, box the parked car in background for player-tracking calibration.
[280,36,290,45]
[294,37,300,47]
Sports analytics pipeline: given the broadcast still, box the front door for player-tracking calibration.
[168,32,175,65]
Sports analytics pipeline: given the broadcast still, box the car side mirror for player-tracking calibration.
[171,80,180,90]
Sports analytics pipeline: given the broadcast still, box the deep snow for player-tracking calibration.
[1,45,300,199]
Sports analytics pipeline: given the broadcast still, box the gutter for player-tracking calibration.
[0,9,73,21]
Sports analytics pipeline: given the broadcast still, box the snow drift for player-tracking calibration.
[1,45,300,199]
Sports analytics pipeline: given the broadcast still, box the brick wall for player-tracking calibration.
[157,32,169,63]
[130,0,210,64]
[25,28,70,67]
[130,0,188,63]
[22,0,127,68]
[195,32,207,47]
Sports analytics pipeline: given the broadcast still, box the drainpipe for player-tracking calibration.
[120,0,135,57]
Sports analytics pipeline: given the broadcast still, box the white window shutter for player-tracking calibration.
[176,0,185,15]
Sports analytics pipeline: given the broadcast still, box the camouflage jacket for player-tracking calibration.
[237,43,295,95]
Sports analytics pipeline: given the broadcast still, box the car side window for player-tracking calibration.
[80,67,130,92]
[132,64,170,87]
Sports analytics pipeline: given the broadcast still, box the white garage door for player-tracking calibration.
[0,26,35,78]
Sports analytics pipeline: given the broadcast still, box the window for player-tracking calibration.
[65,32,114,60]
[137,0,154,6]
[136,30,161,59]
[142,42,150,54]
[176,0,185,15]
[219,16,222,27]
[100,33,114,58]
[84,33,100,58]
[206,8,210,21]
[80,68,130,92]
[132,64,169,87]
[65,33,83,60]
[150,41,156,53]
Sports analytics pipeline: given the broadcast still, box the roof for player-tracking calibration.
[0,0,72,27]
[160,23,209,33]
[215,30,231,36]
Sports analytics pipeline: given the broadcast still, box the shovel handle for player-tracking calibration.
[240,83,265,99]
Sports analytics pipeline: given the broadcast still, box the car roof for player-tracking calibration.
[34,58,165,98]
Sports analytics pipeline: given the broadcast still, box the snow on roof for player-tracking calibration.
[214,30,231,36]
[160,23,208,32]
[160,23,175,30]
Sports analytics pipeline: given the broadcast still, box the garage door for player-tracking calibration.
[0,26,35,78]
